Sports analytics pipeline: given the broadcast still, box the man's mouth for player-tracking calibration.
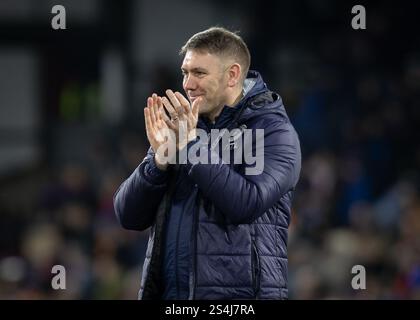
[189,95,203,102]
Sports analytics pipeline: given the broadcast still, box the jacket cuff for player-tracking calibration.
[143,155,168,185]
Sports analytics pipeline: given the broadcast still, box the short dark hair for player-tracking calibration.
[180,27,251,80]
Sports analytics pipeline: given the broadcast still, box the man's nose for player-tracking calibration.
[183,75,197,91]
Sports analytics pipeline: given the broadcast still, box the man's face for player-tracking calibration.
[181,50,229,116]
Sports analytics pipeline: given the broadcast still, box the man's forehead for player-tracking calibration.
[181,50,221,69]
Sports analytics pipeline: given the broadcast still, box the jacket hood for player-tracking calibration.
[238,70,287,123]
[198,70,288,130]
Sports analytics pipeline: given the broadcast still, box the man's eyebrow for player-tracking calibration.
[181,67,208,73]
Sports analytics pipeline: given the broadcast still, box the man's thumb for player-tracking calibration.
[192,97,201,116]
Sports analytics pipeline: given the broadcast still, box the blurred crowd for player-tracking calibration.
[1,1,419,299]
[0,128,150,299]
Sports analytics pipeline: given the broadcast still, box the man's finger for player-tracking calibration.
[175,92,191,114]
[192,96,201,118]
[147,96,153,109]
[166,89,183,114]
[152,93,161,124]
[156,97,163,121]
[150,95,157,124]
[147,96,156,125]
[162,96,179,119]
[144,107,152,135]
[160,107,176,130]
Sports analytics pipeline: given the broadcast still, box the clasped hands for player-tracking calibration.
[144,89,201,170]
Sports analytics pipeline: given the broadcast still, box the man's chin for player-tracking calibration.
[193,98,209,113]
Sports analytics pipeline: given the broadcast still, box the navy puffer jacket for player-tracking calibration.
[114,71,301,299]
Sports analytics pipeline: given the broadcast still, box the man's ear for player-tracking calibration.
[227,63,242,87]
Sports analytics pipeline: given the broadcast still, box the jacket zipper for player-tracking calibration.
[188,195,200,299]
[251,239,261,298]
[175,199,185,298]
[169,167,182,299]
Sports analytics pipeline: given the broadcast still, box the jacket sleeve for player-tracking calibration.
[113,147,169,231]
[185,117,301,225]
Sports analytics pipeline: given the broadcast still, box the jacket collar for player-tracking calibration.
[197,70,267,130]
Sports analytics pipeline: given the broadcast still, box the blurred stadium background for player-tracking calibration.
[0,0,419,299]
